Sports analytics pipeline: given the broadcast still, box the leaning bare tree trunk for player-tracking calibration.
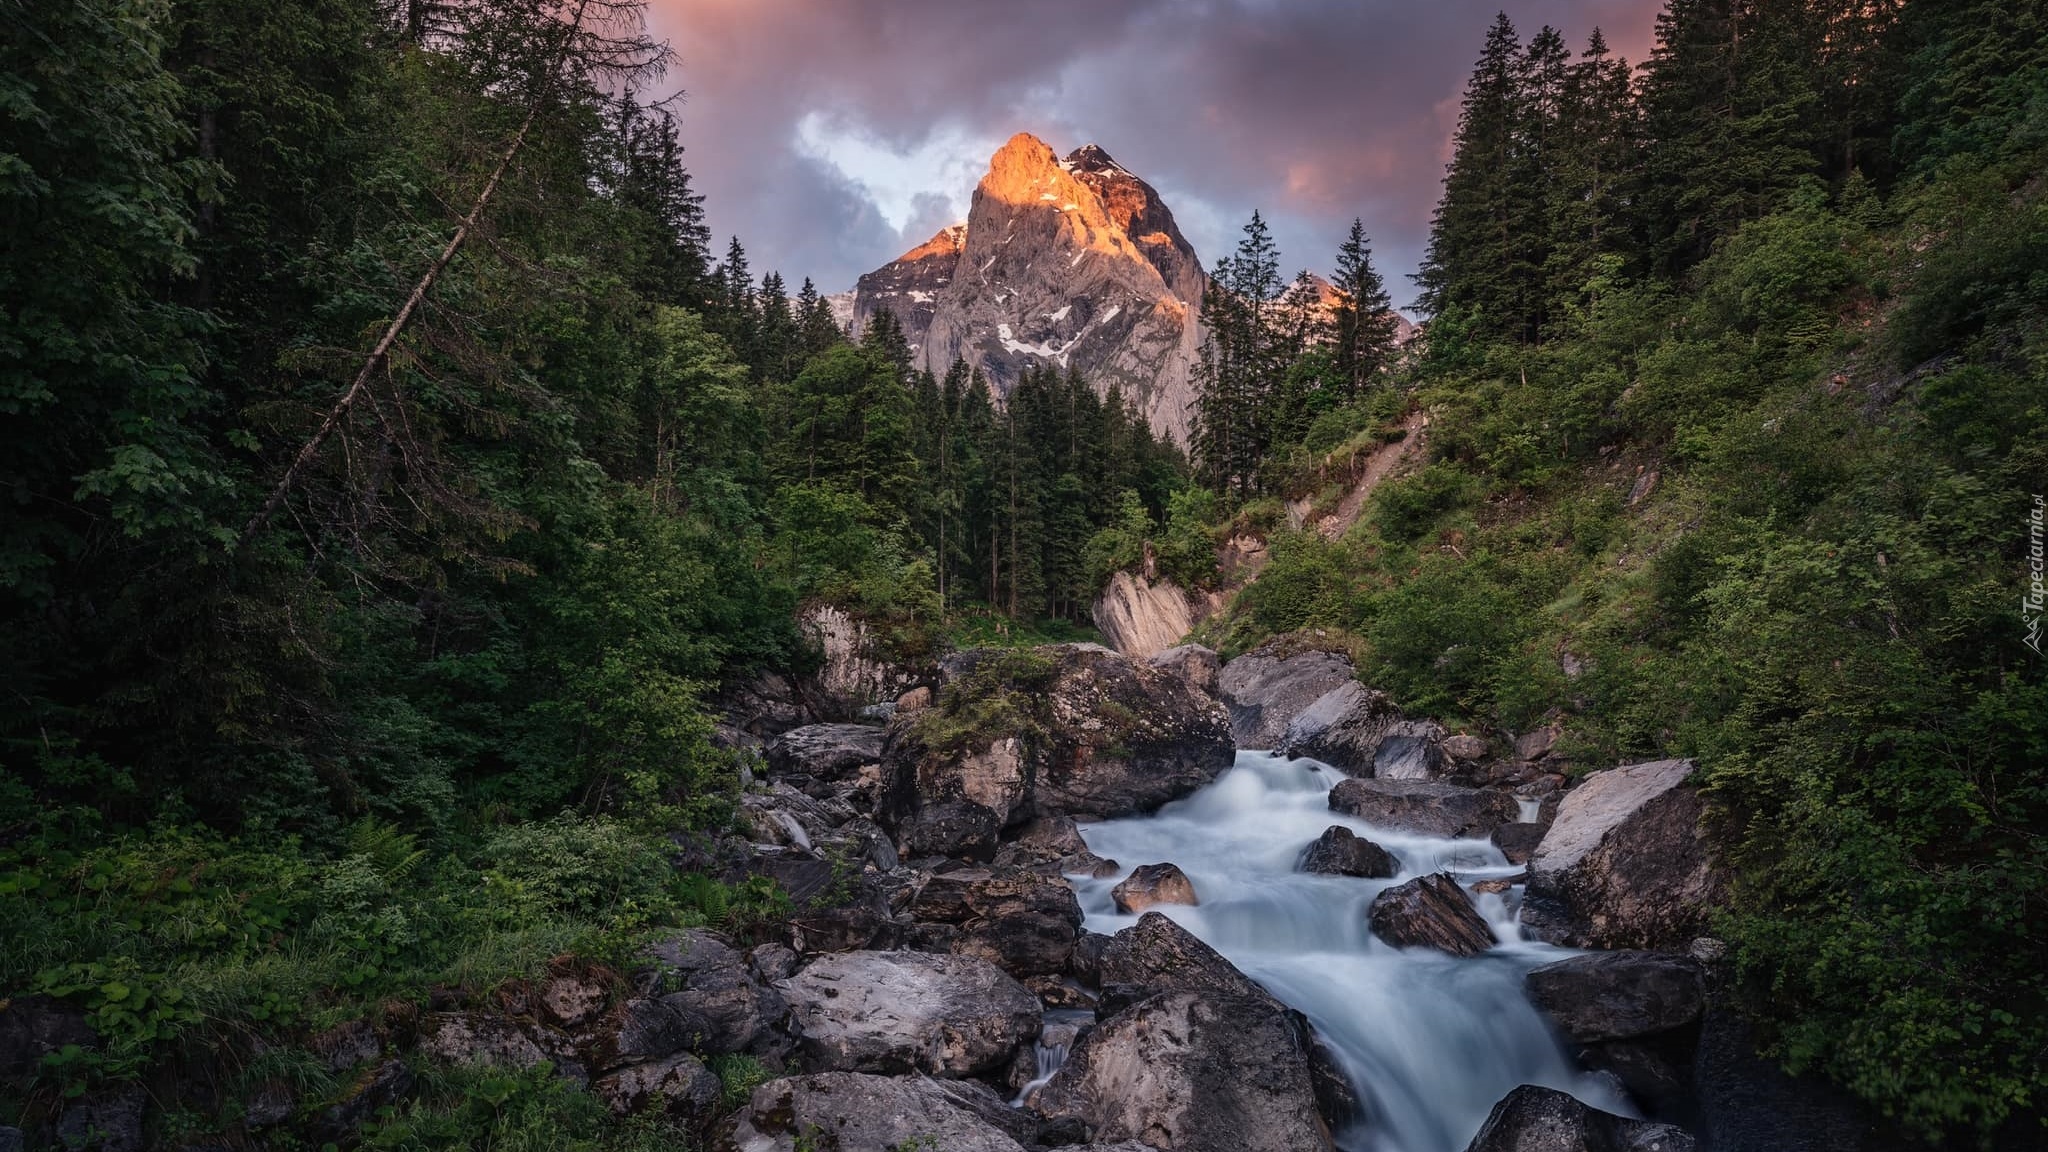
[237,0,593,548]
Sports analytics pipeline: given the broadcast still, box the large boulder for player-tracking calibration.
[1299,826,1398,878]
[779,951,1041,1078]
[1462,1084,1694,1152]
[800,604,919,713]
[1368,874,1496,957]
[1524,952,1706,1044]
[993,815,1120,879]
[642,930,786,1056]
[1492,822,1547,866]
[720,1072,1038,1152]
[1372,720,1449,780]
[1520,760,1722,950]
[1329,778,1520,839]
[419,1013,550,1070]
[1274,681,1403,773]
[1031,992,1333,1152]
[1095,912,1276,1007]
[881,645,1232,857]
[593,1051,722,1123]
[911,865,1085,978]
[1217,645,1356,750]
[1147,644,1222,697]
[763,723,885,782]
[1110,862,1198,913]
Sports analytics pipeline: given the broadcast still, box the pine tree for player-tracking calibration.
[1193,211,1285,498]
[793,276,843,358]
[1543,28,1642,328]
[1330,219,1400,394]
[716,235,758,359]
[1418,13,1531,339]
[755,271,797,380]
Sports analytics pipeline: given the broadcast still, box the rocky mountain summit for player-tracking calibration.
[851,133,1209,444]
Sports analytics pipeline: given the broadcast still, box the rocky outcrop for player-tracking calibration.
[1093,571,1196,659]
[910,865,1085,978]
[1274,680,1401,772]
[1520,759,1721,950]
[1525,952,1707,1044]
[1217,645,1357,750]
[593,1051,722,1122]
[1367,873,1496,956]
[1492,821,1547,866]
[1299,825,1398,878]
[642,930,786,1056]
[1329,778,1520,839]
[850,223,966,352]
[420,1012,551,1069]
[800,604,917,713]
[1147,644,1221,696]
[1111,862,1198,913]
[1372,720,1449,779]
[779,951,1040,1078]
[861,135,1209,445]
[1031,992,1333,1152]
[1462,1084,1695,1152]
[763,723,885,783]
[722,1071,1039,1152]
[881,644,1232,857]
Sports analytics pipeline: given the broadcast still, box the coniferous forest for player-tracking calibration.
[2,1,2045,1150]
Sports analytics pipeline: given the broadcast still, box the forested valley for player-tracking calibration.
[2,0,2044,1150]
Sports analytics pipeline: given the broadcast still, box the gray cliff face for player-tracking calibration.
[851,134,1208,445]
[850,223,964,358]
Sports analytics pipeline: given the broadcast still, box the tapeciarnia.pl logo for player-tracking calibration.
[2028,494,2045,655]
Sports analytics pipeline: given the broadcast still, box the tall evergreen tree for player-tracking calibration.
[1418,13,1532,339]
[1543,28,1642,327]
[1330,219,1401,393]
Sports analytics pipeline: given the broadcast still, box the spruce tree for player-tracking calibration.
[1331,219,1400,394]
[1544,28,1641,329]
[1418,12,1529,339]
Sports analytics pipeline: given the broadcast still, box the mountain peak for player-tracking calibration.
[1063,143,1126,176]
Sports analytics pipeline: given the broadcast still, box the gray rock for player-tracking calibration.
[1274,681,1404,773]
[0,993,96,1080]
[419,1012,549,1069]
[1445,733,1490,761]
[1299,825,1398,878]
[911,865,1084,978]
[764,723,886,781]
[722,1071,1036,1152]
[1329,778,1521,838]
[1095,571,1198,659]
[881,644,1232,856]
[1218,647,1357,750]
[593,1050,721,1122]
[1521,760,1723,950]
[1525,951,1707,1043]
[539,971,610,1028]
[1492,821,1547,866]
[1095,912,1278,1009]
[1032,992,1333,1152]
[1514,726,1561,762]
[588,997,710,1069]
[243,1080,295,1129]
[1372,720,1448,780]
[1110,861,1198,913]
[55,1086,144,1152]
[779,951,1041,1078]
[1462,1084,1694,1152]
[749,943,800,982]
[645,929,785,1056]
[1368,874,1496,957]
[1147,643,1222,696]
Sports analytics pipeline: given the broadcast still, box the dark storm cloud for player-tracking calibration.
[647,0,1660,304]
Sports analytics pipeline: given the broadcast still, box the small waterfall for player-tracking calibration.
[1010,1013,1087,1106]
[1072,752,1628,1152]
[1516,796,1543,823]
[773,810,813,852]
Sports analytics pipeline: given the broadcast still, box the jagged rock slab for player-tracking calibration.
[1275,680,1403,773]
[1093,571,1196,659]
[763,723,885,781]
[1367,873,1496,957]
[1520,759,1722,950]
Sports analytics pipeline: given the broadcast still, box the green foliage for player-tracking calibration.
[1370,463,1479,544]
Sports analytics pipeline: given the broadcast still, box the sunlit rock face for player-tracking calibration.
[851,133,1208,445]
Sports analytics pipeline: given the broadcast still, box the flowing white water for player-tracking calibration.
[1071,751,1629,1152]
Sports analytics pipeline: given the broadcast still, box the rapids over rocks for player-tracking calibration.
[1069,750,1633,1152]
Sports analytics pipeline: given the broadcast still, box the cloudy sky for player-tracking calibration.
[644,1,1660,309]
